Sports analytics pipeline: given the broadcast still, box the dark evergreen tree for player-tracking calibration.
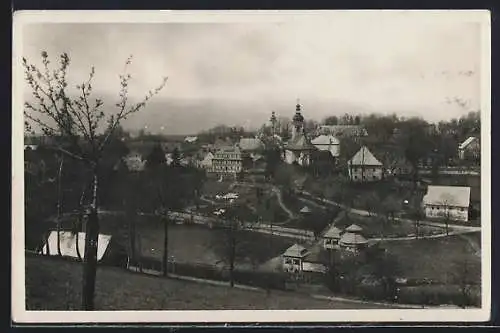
[145,142,166,169]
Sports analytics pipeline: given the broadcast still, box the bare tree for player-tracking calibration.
[211,203,251,287]
[56,153,64,256]
[23,51,167,310]
[436,194,457,236]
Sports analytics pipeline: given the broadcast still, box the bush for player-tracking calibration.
[397,285,481,307]
[131,257,288,291]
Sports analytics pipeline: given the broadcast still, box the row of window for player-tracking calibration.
[284,258,301,265]
[427,206,467,212]
[352,167,380,172]
[215,154,241,159]
[210,167,241,172]
[213,160,242,165]
[353,175,380,180]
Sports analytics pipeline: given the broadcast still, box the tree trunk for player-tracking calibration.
[75,183,87,261]
[414,219,419,239]
[162,215,169,277]
[82,171,100,311]
[229,229,236,287]
[128,207,136,265]
[56,155,64,256]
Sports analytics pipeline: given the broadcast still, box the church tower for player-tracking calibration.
[292,100,305,140]
[270,111,278,137]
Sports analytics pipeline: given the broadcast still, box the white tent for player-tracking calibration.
[40,231,112,262]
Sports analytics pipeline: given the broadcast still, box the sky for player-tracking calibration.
[20,11,485,135]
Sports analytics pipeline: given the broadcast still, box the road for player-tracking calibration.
[271,186,296,220]
[299,190,481,233]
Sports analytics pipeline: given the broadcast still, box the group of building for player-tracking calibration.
[24,101,481,223]
[282,216,369,274]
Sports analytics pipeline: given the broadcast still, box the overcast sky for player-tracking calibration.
[20,12,484,135]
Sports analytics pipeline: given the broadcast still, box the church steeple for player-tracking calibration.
[270,111,277,137]
[292,99,305,139]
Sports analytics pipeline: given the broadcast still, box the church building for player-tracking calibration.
[284,102,316,166]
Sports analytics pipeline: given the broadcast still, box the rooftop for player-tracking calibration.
[348,146,383,166]
[459,136,478,150]
[311,135,340,146]
[345,224,363,232]
[238,138,265,151]
[285,134,316,151]
[283,243,308,258]
[323,225,342,239]
[422,185,471,207]
[317,125,368,137]
[339,231,368,246]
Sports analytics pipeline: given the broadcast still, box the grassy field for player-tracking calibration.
[47,213,295,268]
[384,233,481,283]
[25,255,395,310]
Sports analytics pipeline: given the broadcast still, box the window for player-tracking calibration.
[292,259,300,265]
[285,258,292,264]
[325,239,331,245]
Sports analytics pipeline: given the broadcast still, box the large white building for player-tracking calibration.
[422,185,471,222]
[311,135,340,158]
[208,146,243,179]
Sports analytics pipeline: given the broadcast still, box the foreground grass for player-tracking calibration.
[384,234,481,283]
[26,256,394,310]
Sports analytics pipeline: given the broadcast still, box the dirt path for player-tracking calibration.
[299,191,481,233]
[271,187,295,220]
[297,197,327,210]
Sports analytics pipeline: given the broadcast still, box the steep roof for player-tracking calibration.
[238,138,265,151]
[459,136,478,149]
[40,231,112,261]
[339,231,368,246]
[323,225,342,239]
[348,146,383,166]
[422,185,471,207]
[345,224,363,232]
[285,134,316,151]
[311,135,340,145]
[300,206,312,213]
[283,243,308,258]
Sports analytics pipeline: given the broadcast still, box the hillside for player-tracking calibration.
[26,255,395,310]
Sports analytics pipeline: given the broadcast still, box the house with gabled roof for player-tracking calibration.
[347,146,383,182]
[282,243,308,273]
[458,136,480,162]
[422,185,471,222]
[323,225,342,250]
[311,134,340,158]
